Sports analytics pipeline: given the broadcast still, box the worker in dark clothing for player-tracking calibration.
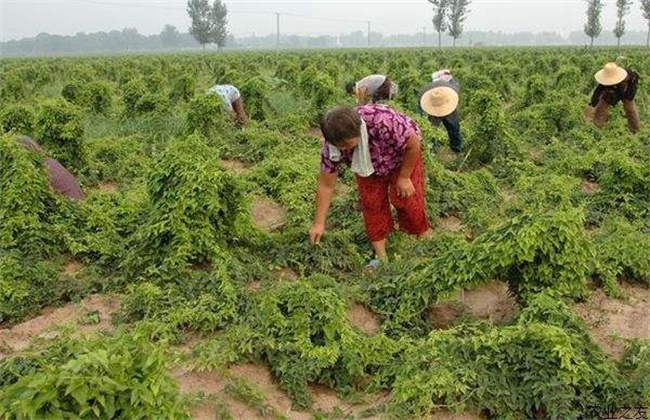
[584,62,640,133]
[18,136,85,201]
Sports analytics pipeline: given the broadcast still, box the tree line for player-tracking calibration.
[582,0,650,47]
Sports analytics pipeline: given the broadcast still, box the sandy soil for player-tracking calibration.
[219,159,251,175]
[0,294,121,358]
[574,282,650,359]
[252,195,287,232]
[348,303,381,335]
[428,280,519,329]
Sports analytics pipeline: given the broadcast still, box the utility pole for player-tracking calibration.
[367,21,371,47]
[275,12,280,50]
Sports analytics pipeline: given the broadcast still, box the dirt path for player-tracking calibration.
[252,195,287,232]
[574,282,650,359]
[0,293,121,358]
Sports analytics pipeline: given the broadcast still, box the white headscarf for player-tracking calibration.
[327,119,374,177]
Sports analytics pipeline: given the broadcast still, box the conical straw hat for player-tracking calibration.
[420,86,459,117]
[594,63,628,86]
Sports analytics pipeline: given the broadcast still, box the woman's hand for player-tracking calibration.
[396,177,415,198]
[309,222,326,244]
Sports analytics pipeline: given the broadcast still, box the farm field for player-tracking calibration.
[1,47,650,419]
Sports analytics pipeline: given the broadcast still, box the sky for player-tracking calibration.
[0,0,648,42]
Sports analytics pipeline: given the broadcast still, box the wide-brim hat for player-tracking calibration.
[594,63,627,86]
[420,86,459,117]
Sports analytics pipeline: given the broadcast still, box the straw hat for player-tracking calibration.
[420,86,459,117]
[594,63,628,86]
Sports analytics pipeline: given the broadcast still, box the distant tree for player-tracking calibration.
[428,0,449,49]
[210,0,228,50]
[614,0,632,47]
[187,0,228,50]
[187,0,212,49]
[447,0,471,47]
[642,0,650,47]
[584,0,604,47]
[160,24,181,49]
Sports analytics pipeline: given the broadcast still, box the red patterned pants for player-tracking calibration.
[355,154,430,242]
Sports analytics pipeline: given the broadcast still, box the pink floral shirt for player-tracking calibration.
[320,104,420,177]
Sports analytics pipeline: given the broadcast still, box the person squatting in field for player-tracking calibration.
[18,136,85,201]
[418,69,463,153]
[345,74,398,106]
[584,62,640,133]
[309,104,432,269]
[207,83,249,125]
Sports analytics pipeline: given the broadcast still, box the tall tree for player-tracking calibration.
[642,0,650,47]
[210,0,228,50]
[187,0,212,49]
[584,0,604,47]
[160,24,181,49]
[614,0,632,47]
[447,0,471,47]
[428,0,449,49]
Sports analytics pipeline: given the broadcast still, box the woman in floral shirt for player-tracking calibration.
[309,104,432,267]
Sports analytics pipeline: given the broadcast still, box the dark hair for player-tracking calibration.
[320,106,361,146]
[345,81,356,95]
[372,77,392,102]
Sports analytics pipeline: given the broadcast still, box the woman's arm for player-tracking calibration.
[232,97,249,125]
[396,134,421,198]
[309,171,338,244]
[356,86,368,105]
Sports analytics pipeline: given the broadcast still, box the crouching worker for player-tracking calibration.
[584,62,640,133]
[18,136,85,201]
[346,74,398,105]
[207,83,249,125]
[418,69,463,153]
[308,104,432,269]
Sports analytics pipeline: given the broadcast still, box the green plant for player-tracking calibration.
[34,99,86,169]
[0,332,189,418]
[0,104,35,135]
[389,292,626,419]
[125,134,248,278]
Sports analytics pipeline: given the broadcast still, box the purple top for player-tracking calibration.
[320,104,420,177]
[44,158,85,201]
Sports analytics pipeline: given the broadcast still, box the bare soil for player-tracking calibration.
[428,280,519,329]
[175,362,395,419]
[574,282,650,359]
[274,267,299,281]
[176,363,310,419]
[347,303,381,335]
[581,181,600,195]
[439,215,464,233]
[252,195,287,232]
[219,159,251,175]
[97,182,118,192]
[61,260,83,276]
[0,294,121,358]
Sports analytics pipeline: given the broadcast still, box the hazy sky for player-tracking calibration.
[1,0,648,42]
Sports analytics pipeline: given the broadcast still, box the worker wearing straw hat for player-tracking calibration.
[584,62,640,133]
[418,69,463,153]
